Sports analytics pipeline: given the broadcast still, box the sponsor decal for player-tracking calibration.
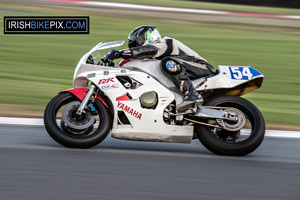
[117,101,142,120]
[98,77,114,85]
[122,50,132,56]
[166,60,180,72]
[141,59,157,62]
[101,83,119,90]
[4,16,89,34]
[160,96,168,105]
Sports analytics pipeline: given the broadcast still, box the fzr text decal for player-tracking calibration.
[98,77,114,85]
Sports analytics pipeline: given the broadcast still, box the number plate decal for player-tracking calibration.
[229,66,261,80]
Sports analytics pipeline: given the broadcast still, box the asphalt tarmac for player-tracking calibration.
[0,125,300,200]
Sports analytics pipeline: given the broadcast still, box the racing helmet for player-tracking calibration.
[128,25,161,48]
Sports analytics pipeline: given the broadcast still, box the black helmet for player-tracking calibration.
[128,25,161,48]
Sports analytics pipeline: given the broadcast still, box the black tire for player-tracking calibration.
[195,95,265,156]
[44,93,112,148]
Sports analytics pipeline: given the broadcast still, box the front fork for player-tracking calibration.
[76,84,96,116]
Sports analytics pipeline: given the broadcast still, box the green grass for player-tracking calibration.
[0,2,300,126]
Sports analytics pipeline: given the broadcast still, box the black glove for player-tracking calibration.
[107,49,133,60]
[100,56,115,67]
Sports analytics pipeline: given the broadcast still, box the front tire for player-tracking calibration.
[195,95,265,156]
[44,93,112,148]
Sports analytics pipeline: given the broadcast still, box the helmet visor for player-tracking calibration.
[147,29,161,44]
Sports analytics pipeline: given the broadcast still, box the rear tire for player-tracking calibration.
[195,95,265,156]
[44,93,112,148]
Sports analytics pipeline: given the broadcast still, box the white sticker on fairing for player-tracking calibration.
[101,84,119,90]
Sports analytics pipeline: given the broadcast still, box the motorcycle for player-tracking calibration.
[44,40,265,156]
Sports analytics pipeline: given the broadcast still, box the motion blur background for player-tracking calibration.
[0,0,299,129]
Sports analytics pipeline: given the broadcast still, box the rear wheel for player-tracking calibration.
[44,93,112,148]
[194,95,265,156]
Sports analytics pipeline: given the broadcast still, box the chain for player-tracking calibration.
[183,118,221,129]
[201,106,238,110]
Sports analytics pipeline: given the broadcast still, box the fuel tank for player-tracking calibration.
[120,59,175,87]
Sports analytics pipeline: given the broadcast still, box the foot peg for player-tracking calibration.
[176,96,203,112]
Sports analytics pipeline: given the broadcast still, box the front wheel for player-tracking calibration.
[44,93,112,148]
[195,95,265,156]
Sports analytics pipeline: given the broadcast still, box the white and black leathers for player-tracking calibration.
[112,37,214,112]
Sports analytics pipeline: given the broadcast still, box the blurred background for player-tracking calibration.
[0,0,299,129]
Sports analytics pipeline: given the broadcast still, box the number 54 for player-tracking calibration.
[231,67,253,80]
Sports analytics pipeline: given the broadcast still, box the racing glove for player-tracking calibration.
[107,49,120,60]
[107,49,133,60]
[100,56,115,67]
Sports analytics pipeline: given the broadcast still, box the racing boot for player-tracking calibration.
[173,75,204,112]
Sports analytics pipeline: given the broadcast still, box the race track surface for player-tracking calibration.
[0,125,300,200]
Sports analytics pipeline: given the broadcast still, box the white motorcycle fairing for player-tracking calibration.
[120,59,263,96]
[72,41,263,143]
[75,64,194,143]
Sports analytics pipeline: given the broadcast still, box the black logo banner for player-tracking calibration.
[4,16,89,34]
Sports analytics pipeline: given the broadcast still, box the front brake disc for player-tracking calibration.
[61,101,95,130]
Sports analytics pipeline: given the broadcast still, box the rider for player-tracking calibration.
[105,25,214,112]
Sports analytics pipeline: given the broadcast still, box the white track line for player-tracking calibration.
[43,0,300,19]
[1,117,300,139]
[0,117,44,126]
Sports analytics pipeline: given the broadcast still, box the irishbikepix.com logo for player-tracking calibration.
[4,16,89,34]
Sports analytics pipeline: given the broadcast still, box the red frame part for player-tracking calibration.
[116,94,131,101]
[119,59,132,66]
[62,88,109,108]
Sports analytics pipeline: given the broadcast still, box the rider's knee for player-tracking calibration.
[160,57,184,76]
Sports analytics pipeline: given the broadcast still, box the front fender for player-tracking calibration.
[61,88,109,108]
